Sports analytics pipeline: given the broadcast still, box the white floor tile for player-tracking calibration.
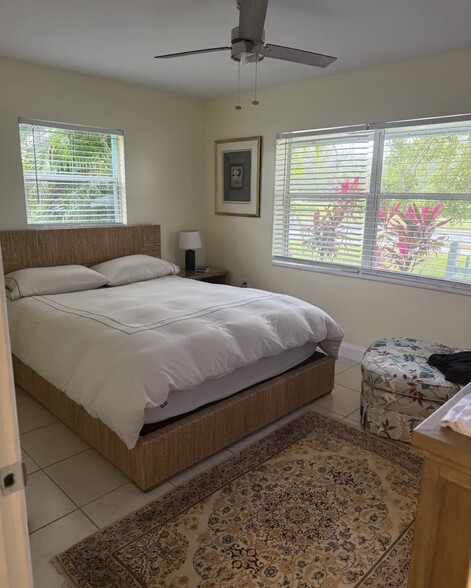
[29,510,97,588]
[227,423,278,453]
[45,449,129,506]
[344,408,361,425]
[167,449,233,487]
[335,358,358,374]
[272,404,311,428]
[15,385,32,405]
[21,421,90,468]
[334,364,362,392]
[22,449,40,475]
[25,471,76,532]
[308,403,344,421]
[17,399,57,434]
[343,408,365,431]
[83,480,174,528]
[313,384,361,417]
[337,354,360,363]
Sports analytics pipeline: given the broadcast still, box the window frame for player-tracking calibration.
[18,118,127,228]
[272,114,471,296]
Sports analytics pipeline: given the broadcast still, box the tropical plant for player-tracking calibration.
[302,177,362,261]
[376,201,450,272]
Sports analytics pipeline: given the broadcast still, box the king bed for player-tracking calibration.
[1,225,342,491]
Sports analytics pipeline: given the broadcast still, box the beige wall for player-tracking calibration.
[0,56,205,263]
[203,48,471,349]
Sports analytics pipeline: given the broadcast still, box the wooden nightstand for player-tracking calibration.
[180,267,229,284]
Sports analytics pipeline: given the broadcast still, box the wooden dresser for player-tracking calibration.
[408,383,471,588]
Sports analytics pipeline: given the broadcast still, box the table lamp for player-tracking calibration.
[179,230,202,272]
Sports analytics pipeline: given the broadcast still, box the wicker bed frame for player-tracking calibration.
[1,225,335,491]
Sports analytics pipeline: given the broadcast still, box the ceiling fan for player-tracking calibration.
[154,0,337,69]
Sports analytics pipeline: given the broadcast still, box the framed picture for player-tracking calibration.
[215,136,262,217]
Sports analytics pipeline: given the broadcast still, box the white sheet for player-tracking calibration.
[441,384,471,438]
[144,342,317,424]
[8,277,344,448]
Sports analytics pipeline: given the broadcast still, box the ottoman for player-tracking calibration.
[361,337,462,442]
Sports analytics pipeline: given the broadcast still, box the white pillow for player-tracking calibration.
[5,265,110,301]
[91,254,180,286]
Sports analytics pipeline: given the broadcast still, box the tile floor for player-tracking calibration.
[18,356,362,587]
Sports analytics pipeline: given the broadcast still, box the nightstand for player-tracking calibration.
[180,267,229,284]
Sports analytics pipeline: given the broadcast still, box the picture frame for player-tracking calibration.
[215,136,262,217]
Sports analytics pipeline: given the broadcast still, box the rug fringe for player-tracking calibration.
[50,556,80,588]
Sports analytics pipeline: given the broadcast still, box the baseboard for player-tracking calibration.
[338,342,366,363]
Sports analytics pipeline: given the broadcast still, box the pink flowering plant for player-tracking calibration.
[376,201,450,272]
[302,177,362,261]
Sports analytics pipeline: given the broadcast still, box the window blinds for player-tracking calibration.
[273,131,374,271]
[273,116,471,291]
[19,119,127,226]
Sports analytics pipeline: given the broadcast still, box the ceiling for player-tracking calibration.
[1,0,470,98]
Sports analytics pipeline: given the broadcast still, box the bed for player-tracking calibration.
[1,225,340,491]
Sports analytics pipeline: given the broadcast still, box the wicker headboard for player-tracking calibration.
[0,225,161,274]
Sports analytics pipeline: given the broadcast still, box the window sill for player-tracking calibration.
[26,222,127,229]
[272,258,471,297]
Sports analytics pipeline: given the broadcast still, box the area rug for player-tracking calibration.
[52,412,422,587]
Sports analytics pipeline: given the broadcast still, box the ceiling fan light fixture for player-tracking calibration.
[240,51,260,66]
[231,39,264,64]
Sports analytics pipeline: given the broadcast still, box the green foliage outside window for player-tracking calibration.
[20,123,125,225]
[381,133,471,223]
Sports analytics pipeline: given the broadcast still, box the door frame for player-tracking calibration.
[0,250,33,588]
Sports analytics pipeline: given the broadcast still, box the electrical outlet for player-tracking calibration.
[240,280,248,288]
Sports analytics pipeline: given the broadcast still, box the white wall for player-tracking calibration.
[0,56,205,263]
[203,48,471,349]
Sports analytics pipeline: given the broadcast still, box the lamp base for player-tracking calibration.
[185,249,196,272]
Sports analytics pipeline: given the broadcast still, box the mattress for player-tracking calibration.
[7,276,344,448]
[144,341,317,424]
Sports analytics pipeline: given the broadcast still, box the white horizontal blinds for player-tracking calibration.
[273,131,374,270]
[19,120,127,225]
[273,116,471,290]
[373,122,471,285]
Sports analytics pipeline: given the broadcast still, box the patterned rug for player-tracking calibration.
[52,412,422,587]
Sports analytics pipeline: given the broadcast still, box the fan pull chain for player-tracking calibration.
[252,59,260,106]
[235,62,242,110]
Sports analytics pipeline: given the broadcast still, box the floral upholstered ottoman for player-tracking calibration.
[361,338,462,442]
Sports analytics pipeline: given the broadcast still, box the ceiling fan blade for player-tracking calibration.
[155,47,231,59]
[263,44,337,68]
[238,0,268,42]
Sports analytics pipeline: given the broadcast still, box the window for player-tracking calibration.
[19,119,127,225]
[273,115,471,293]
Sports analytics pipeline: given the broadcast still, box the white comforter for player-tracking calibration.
[8,277,343,448]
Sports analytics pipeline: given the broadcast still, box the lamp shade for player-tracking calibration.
[179,230,202,250]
